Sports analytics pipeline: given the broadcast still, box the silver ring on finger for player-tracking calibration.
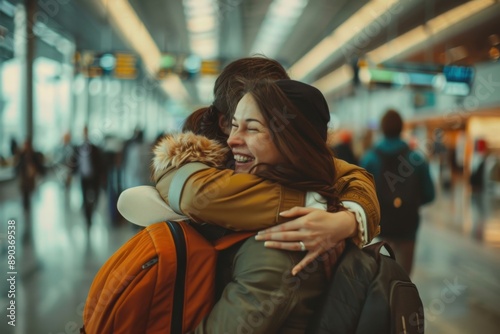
[299,241,306,252]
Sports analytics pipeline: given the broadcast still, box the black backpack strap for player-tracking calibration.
[363,241,396,261]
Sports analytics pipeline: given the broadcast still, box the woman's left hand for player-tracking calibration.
[254,207,357,275]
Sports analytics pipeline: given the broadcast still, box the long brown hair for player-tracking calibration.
[182,56,289,142]
[243,79,342,212]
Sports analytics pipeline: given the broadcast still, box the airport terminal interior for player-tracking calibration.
[1,0,500,333]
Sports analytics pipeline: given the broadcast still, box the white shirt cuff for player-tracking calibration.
[341,200,368,247]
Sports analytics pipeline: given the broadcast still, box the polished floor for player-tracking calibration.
[0,167,499,334]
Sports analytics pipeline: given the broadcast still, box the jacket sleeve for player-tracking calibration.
[333,158,381,243]
[152,133,305,230]
[157,164,305,231]
[153,133,380,236]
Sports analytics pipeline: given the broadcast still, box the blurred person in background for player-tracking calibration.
[360,109,435,275]
[101,134,125,225]
[360,128,374,158]
[122,128,152,188]
[331,129,358,165]
[469,137,489,191]
[15,138,45,211]
[73,126,105,229]
[10,136,19,158]
[53,132,77,189]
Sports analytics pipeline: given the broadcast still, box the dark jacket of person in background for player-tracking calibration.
[16,140,45,210]
[73,128,106,227]
[332,142,358,165]
[360,137,434,212]
[360,110,434,275]
[331,130,358,165]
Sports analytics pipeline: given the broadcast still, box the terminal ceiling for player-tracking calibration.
[2,0,499,105]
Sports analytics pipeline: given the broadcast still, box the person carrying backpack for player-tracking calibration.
[360,109,435,276]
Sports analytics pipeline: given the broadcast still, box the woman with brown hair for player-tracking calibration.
[119,57,380,274]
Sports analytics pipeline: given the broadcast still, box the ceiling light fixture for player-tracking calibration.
[289,0,399,82]
[183,0,219,59]
[101,0,189,101]
[250,0,308,58]
[367,0,496,64]
[182,0,219,104]
[312,64,353,96]
[313,0,497,97]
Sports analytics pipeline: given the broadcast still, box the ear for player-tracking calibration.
[218,114,230,135]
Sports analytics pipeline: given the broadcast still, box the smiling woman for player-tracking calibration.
[226,79,342,214]
[229,93,283,173]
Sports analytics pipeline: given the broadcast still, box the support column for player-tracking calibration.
[25,0,35,144]
[0,63,4,147]
[85,76,91,126]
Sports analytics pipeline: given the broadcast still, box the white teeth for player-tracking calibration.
[234,154,254,163]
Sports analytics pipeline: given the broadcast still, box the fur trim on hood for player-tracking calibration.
[152,132,229,182]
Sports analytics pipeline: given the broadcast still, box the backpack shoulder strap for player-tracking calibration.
[363,241,396,261]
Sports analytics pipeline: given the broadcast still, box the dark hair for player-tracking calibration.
[182,106,227,144]
[381,109,403,138]
[242,79,342,212]
[213,56,289,129]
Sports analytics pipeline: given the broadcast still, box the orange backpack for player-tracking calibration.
[80,221,253,334]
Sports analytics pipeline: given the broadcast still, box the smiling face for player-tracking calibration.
[227,93,284,174]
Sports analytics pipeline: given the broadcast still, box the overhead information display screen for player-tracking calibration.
[357,61,475,96]
[75,51,138,80]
